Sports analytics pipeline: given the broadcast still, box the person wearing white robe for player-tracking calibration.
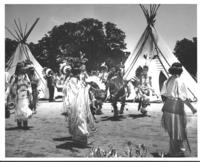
[8,62,33,128]
[62,66,95,145]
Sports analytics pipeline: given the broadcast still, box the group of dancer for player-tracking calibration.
[5,54,197,156]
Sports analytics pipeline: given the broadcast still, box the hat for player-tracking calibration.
[61,65,72,74]
[46,68,53,77]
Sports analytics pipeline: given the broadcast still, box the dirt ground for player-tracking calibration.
[5,100,197,158]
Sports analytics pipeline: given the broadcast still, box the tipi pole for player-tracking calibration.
[23,23,28,38]
[148,28,170,77]
[149,27,171,68]
[14,29,22,41]
[153,5,157,14]
[125,27,150,77]
[6,27,20,41]
[23,18,39,43]
[23,44,31,60]
[14,19,23,40]
[124,26,147,71]
[155,5,160,14]
[18,18,24,38]
[32,67,47,94]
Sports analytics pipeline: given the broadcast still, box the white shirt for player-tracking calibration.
[161,75,188,101]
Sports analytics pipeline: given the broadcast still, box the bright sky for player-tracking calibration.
[5,4,197,53]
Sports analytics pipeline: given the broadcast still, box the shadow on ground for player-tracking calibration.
[56,141,91,152]
[53,136,72,141]
[6,126,34,131]
[53,136,91,152]
[128,114,151,119]
[100,115,127,121]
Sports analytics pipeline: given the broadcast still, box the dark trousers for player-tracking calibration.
[31,86,38,111]
[48,86,55,101]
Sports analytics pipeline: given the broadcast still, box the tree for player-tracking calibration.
[104,22,127,65]
[76,18,106,70]
[173,37,197,80]
[28,18,129,72]
[6,18,129,72]
[5,38,18,64]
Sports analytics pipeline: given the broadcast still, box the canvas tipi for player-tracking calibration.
[124,5,198,102]
[6,18,49,99]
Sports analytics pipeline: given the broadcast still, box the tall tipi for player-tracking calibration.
[6,18,49,99]
[124,5,198,102]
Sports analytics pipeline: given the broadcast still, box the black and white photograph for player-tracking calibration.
[2,1,199,160]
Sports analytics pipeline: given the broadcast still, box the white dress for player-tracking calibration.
[12,74,33,122]
[62,76,95,144]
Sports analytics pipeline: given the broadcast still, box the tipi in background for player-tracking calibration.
[124,4,198,102]
[6,18,49,99]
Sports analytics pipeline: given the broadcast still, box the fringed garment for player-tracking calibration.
[161,75,189,156]
[9,74,33,122]
[62,77,95,144]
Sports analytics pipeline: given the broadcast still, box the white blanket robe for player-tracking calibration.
[63,77,95,143]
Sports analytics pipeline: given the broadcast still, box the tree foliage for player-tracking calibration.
[173,37,197,80]
[7,18,129,72]
[5,38,18,63]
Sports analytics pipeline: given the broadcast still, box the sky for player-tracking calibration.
[5,4,197,53]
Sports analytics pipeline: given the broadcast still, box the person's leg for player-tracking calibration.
[90,104,96,121]
[17,119,22,128]
[168,138,183,157]
[112,101,118,117]
[23,120,28,129]
[51,86,55,100]
[49,86,54,102]
[48,87,51,101]
[119,99,125,114]
[33,88,37,111]
[168,138,175,157]
[177,140,185,157]
[96,103,103,115]
[138,97,142,111]
[140,97,148,115]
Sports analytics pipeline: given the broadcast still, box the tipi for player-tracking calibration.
[124,4,198,102]
[6,18,49,99]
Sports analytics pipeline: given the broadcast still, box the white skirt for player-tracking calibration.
[15,98,33,121]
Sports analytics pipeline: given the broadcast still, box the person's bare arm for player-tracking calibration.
[184,99,197,114]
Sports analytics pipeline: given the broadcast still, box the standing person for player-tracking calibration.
[161,62,197,157]
[79,64,89,82]
[99,62,109,83]
[8,62,33,129]
[57,62,69,89]
[62,59,95,145]
[141,65,152,89]
[45,68,55,102]
[61,64,72,116]
[138,65,152,115]
[25,61,39,113]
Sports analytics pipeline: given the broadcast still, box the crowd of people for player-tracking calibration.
[5,55,197,157]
